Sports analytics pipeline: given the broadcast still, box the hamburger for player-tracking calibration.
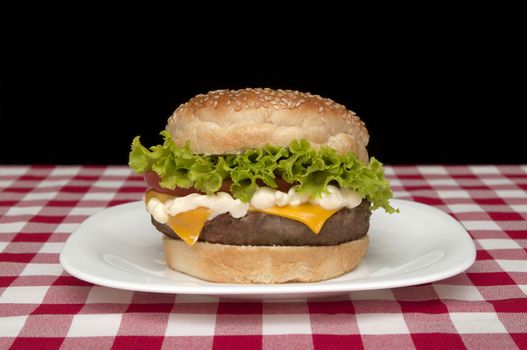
[129,88,396,283]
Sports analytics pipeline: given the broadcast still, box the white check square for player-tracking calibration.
[51,167,80,176]
[495,190,527,198]
[393,190,412,198]
[480,178,513,185]
[450,312,506,333]
[428,178,458,186]
[350,289,395,300]
[54,223,80,233]
[437,190,470,199]
[478,239,521,250]
[38,242,64,254]
[262,313,312,335]
[0,286,49,304]
[86,286,133,304]
[37,179,69,188]
[434,284,484,301]
[0,180,14,188]
[496,259,527,272]
[103,167,132,176]
[469,165,499,174]
[389,179,402,186]
[23,192,57,200]
[5,206,42,216]
[446,204,483,213]
[69,207,105,216]
[0,167,28,175]
[0,316,28,336]
[356,313,409,334]
[93,181,120,188]
[67,314,122,337]
[383,167,395,175]
[510,205,527,213]
[20,263,63,276]
[0,222,26,233]
[417,166,447,174]
[165,313,216,336]
[462,221,501,230]
[82,192,115,200]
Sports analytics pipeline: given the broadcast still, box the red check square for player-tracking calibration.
[308,300,356,314]
[217,302,263,314]
[126,304,174,313]
[412,333,465,350]
[10,337,64,350]
[32,304,84,315]
[398,300,448,314]
[467,272,517,286]
[212,335,262,349]
[312,334,363,349]
[488,212,524,221]
[112,336,164,350]
[489,299,527,313]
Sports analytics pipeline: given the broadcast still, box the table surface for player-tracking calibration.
[0,165,526,349]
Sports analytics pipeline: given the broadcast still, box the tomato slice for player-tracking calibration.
[143,171,294,196]
[143,172,198,196]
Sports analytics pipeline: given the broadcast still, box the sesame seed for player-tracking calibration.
[175,89,366,139]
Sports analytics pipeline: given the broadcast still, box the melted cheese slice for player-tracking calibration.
[145,190,211,246]
[145,190,172,204]
[167,207,211,245]
[251,204,338,234]
[145,191,339,246]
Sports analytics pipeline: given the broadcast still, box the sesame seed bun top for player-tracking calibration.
[166,88,370,163]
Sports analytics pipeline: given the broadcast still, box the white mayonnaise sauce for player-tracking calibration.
[147,192,249,224]
[146,185,362,223]
[250,185,362,210]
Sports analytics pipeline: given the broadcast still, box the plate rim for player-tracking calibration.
[60,199,476,296]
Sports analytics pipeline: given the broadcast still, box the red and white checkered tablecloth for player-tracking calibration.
[0,165,526,349]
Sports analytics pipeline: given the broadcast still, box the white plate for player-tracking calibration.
[60,199,475,299]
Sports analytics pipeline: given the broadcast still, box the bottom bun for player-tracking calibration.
[163,236,369,284]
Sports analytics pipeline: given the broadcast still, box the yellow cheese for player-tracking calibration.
[251,204,338,234]
[146,191,338,247]
[167,207,211,246]
[145,190,211,246]
[145,190,172,204]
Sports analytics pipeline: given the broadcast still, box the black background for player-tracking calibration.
[1,7,525,165]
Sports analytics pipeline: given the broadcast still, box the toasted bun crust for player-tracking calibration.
[166,88,370,162]
[163,236,369,283]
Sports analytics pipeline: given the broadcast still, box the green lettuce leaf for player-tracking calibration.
[129,131,397,213]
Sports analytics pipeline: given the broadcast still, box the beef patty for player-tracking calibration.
[151,200,371,246]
